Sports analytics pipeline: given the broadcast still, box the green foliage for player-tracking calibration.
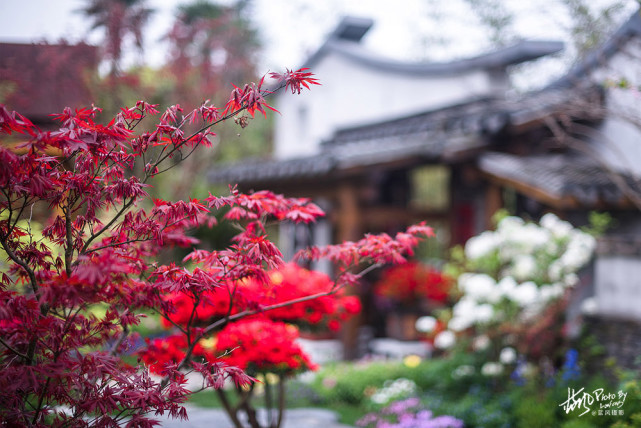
[510,384,568,428]
[284,380,324,407]
[491,208,510,226]
[584,211,614,237]
[561,420,602,428]
[282,345,641,428]
[0,81,17,104]
[422,389,512,427]
[312,361,404,405]
[610,374,641,428]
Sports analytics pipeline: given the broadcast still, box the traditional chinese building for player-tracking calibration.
[210,12,641,364]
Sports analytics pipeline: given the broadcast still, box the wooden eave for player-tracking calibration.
[481,170,635,211]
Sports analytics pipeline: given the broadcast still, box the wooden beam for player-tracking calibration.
[481,173,578,210]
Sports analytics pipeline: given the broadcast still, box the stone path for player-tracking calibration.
[156,406,354,428]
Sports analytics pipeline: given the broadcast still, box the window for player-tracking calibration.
[410,165,450,211]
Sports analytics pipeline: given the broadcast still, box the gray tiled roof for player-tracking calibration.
[479,152,641,205]
[207,84,604,187]
[325,97,509,167]
[208,98,504,185]
[207,153,335,185]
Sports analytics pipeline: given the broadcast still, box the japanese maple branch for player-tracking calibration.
[80,196,135,254]
[154,81,288,176]
[63,205,75,276]
[109,325,129,356]
[0,336,28,360]
[0,235,38,299]
[78,81,288,255]
[182,81,286,145]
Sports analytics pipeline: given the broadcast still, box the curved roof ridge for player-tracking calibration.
[303,32,562,76]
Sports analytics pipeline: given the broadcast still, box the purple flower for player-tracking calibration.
[416,410,434,421]
[356,398,464,428]
[428,415,465,428]
[385,397,420,415]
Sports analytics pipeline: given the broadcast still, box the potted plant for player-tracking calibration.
[374,262,452,340]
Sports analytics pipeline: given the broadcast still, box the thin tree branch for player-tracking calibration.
[0,336,29,361]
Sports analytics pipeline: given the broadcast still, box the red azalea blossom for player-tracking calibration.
[212,318,318,376]
[375,262,453,305]
[244,263,361,332]
[159,263,361,333]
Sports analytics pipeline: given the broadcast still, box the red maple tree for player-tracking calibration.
[0,69,433,427]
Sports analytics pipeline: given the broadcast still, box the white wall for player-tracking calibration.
[595,256,641,321]
[274,52,494,159]
[591,38,641,177]
[589,38,641,322]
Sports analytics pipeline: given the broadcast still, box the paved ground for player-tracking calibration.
[156,406,354,428]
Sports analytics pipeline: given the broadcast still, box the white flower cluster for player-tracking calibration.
[369,378,418,405]
[434,214,596,349]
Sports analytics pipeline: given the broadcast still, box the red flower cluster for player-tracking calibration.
[142,334,190,375]
[245,263,361,332]
[160,285,237,328]
[375,262,453,305]
[142,319,317,377]
[213,319,318,376]
[161,263,361,332]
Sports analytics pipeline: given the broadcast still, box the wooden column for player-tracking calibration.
[336,183,362,360]
[336,184,361,243]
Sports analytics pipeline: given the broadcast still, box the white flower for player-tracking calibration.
[497,216,525,232]
[452,365,475,379]
[415,316,437,333]
[370,392,388,404]
[448,316,474,332]
[472,335,491,351]
[481,362,504,376]
[434,330,456,349]
[497,218,549,257]
[547,261,563,282]
[581,297,598,315]
[519,223,551,248]
[511,255,537,281]
[369,378,417,405]
[539,283,565,301]
[465,230,498,260]
[458,273,499,303]
[541,213,573,239]
[452,296,477,317]
[497,276,517,297]
[508,281,539,307]
[475,303,495,323]
[560,231,596,271]
[499,347,517,364]
[563,272,579,287]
